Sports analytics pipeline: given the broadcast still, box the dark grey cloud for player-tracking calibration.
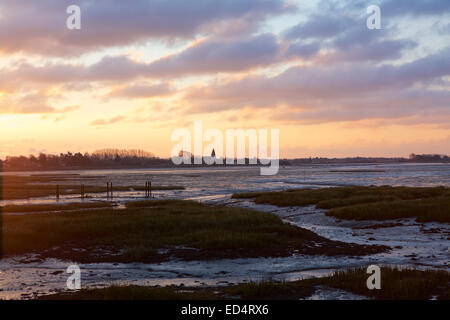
[146,34,281,77]
[0,0,289,56]
[283,9,417,63]
[320,0,450,17]
[109,83,174,99]
[382,0,450,17]
[285,42,321,59]
[284,14,355,40]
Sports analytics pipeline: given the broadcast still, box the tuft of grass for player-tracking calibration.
[232,186,450,222]
[2,200,382,263]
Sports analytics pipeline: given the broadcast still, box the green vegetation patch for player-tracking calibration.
[2,200,385,263]
[232,186,450,222]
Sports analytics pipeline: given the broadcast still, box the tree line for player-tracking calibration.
[0,150,448,172]
[0,149,170,171]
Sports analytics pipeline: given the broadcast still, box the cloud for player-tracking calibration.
[434,21,450,35]
[0,92,80,114]
[1,0,448,130]
[108,83,174,99]
[283,11,417,63]
[382,0,450,17]
[1,34,283,84]
[285,42,321,59]
[182,47,450,123]
[320,0,450,18]
[89,116,125,126]
[284,14,355,40]
[0,0,290,56]
[145,34,282,77]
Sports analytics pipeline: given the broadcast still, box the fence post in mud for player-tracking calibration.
[56,184,60,201]
[81,184,85,199]
[145,181,151,198]
[106,182,113,199]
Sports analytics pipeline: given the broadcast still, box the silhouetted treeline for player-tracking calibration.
[0,149,169,171]
[285,154,449,165]
[408,153,450,162]
[0,151,448,172]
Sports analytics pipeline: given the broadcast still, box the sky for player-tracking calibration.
[0,0,449,159]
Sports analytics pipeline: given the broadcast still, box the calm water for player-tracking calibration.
[1,163,449,206]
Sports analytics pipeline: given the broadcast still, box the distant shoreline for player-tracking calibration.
[0,159,448,173]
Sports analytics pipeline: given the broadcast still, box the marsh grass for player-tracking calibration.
[232,186,450,222]
[41,267,449,300]
[224,279,315,300]
[327,197,450,222]
[3,200,381,263]
[0,201,114,213]
[314,266,450,300]
[0,176,184,200]
[228,267,450,300]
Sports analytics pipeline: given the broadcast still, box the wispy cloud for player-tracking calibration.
[89,116,125,126]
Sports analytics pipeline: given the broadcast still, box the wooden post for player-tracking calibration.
[106,182,109,199]
[81,184,85,199]
[110,182,113,199]
[56,184,60,201]
[145,181,151,198]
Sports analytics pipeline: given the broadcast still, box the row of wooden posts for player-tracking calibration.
[55,181,152,200]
